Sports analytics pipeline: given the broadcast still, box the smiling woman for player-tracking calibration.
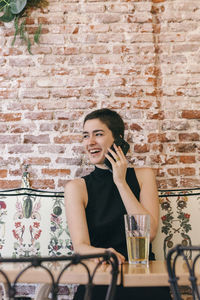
[0,0,48,53]
[65,108,172,300]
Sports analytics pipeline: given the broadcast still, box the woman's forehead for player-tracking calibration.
[83,118,108,131]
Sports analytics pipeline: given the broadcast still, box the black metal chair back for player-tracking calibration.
[0,251,119,300]
[166,244,200,300]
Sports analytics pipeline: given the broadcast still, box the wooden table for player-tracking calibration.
[0,260,121,300]
[0,260,121,285]
[0,259,199,287]
[123,259,200,287]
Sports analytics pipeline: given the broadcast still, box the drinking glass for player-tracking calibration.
[124,214,150,265]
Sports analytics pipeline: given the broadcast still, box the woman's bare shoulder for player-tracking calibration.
[134,166,155,176]
[65,178,88,206]
[65,177,85,188]
[133,167,156,186]
[65,178,86,193]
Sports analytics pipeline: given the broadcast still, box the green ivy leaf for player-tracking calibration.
[11,16,19,46]
[0,0,10,11]
[10,0,27,14]
[0,5,15,22]
[34,24,42,44]
[27,37,32,54]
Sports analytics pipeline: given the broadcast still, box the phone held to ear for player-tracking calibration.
[104,137,130,170]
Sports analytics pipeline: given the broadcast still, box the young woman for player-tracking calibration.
[65,108,171,300]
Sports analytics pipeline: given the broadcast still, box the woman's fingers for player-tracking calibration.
[106,147,118,162]
[107,247,125,264]
[94,257,107,265]
[113,144,125,161]
[107,144,125,163]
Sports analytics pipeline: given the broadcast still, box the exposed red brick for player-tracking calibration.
[0,135,20,144]
[157,178,178,189]
[0,170,7,178]
[58,179,70,188]
[0,113,21,122]
[56,157,82,165]
[130,123,143,131]
[133,100,152,109]
[0,180,21,189]
[182,110,200,119]
[164,156,179,165]
[152,0,166,3]
[167,168,179,176]
[179,167,195,176]
[179,133,199,141]
[42,169,71,176]
[147,111,165,120]
[38,145,66,154]
[38,101,66,111]
[51,89,80,98]
[30,180,55,190]
[0,124,7,132]
[150,155,164,164]
[0,90,18,99]
[180,178,200,188]
[23,158,51,165]
[180,156,196,164]
[54,135,82,144]
[0,157,20,167]
[9,169,22,176]
[114,89,137,97]
[54,112,83,120]
[10,124,36,133]
[39,123,68,132]
[24,113,53,120]
[148,133,169,143]
[8,145,34,154]
[151,144,163,152]
[175,143,197,153]
[8,101,35,111]
[134,144,150,153]
[154,168,165,177]
[81,88,95,97]
[24,135,50,144]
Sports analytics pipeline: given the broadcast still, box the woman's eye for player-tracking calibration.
[83,135,89,139]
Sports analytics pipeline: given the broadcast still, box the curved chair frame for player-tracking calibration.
[166,244,200,300]
[0,251,119,300]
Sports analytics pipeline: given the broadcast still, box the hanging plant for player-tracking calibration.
[0,0,48,54]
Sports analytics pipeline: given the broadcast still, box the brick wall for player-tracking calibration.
[0,0,200,190]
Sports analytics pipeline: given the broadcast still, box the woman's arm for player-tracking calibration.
[105,145,159,241]
[64,178,125,263]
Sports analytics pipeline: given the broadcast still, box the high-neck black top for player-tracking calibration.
[83,166,154,260]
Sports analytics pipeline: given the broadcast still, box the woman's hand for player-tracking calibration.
[105,144,128,186]
[93,247,125,265]
[107,247,125,264]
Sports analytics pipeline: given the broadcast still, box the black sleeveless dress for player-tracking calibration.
[73,167,171,300]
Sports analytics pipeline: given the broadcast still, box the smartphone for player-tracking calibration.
[104,137,130,170]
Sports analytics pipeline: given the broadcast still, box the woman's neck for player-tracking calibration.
[95,163,109,170]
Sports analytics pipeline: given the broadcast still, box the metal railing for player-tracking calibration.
[166,244,200,300]
[0,251,119,300]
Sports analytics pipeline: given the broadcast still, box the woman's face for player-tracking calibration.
[82,118,114,167]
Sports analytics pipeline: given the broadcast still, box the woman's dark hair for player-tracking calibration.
[83,108,125,139]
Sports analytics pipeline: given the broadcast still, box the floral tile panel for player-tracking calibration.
[152,188,200,260]
[0,188,72,258]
